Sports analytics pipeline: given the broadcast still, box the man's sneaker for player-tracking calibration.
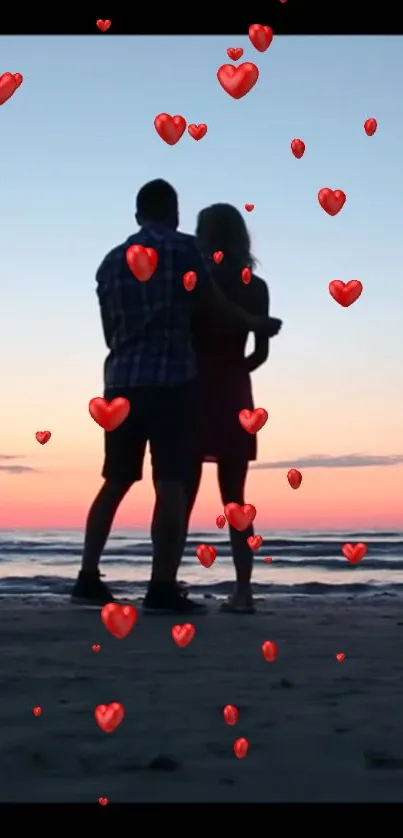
[71,570,114,606]
[143,582,207,615]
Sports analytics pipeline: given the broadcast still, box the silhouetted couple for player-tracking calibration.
[71,179,282,614]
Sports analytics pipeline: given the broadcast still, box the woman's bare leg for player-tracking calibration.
[217,458,255,611]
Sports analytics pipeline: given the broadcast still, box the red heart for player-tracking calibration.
[0,72,18,106]
[287,468,302,489]
[98,797,109,806]
[241,267,251,285]
[244,203,254,212]
[247,535,263,551]
[188,123,207,141]
[234,737,249,759]
[216,514,226,529]
[13,73,23,89]
[32,706,42,717]
[101,603,137,639]
[92,644,101,652]
[239,408,268,434]
[264,557,273,564]
[96,19,111,32]
[291,138,305,159]
[126,244,158,282]
[196,544,217,568]
[217,63,259,99]
[35,430,51,445]
[342,542,367,564]
[318,188,346,216]
[336,653,346,663]
[262,640,278,662]
[329,280,363,308]
[95,702,124,733]
[227,48,244,61]
[213,250,224,264]
[89,397,130,432]
[364,118,377,137]
[248,24,274,53]
[183,271,197,291]
[224,503,256,531]
[171,623,195,648]
[154,113,186,145]
[223,704,239,725]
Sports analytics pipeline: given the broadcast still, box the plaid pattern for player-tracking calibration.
[96,223,212,388]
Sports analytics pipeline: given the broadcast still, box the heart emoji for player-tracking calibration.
[213,250,224,264]
[227,47,244,61]
[336,653,346,663]
[95,702,125,733]
[239,407,268,434]
[318,188,346,216]
[241,267,251,285]
[224,503,256,531]
[234,737,249,758]
[101,603,137,639]
[342,542,367,564]
[188,123,207,141]
[262,640,278,662]
[247,535,263,552]
[96,19,111,32]
[217,62,259,99]
[223,704,239,725]
[364,117,377,136]
[216,514,226,529]
[89,397,130,432]
[32,706,42,717]
[98,797,108,806]
[35,430,51,445]
[13,73,23,89]
[154,113,186,145]
[126,244,158,282]
[196,544,217,568]
[0,72,18,106]
[92,644,101,652]
[329,280,363,307]
[249,24,274,52]
[183,271,197,291]
[244,203,254,212]
[291,138,305,159]
[171,623,195,648]
[264,557,273,564]
[287,468,302,489]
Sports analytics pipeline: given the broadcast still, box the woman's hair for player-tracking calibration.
[196,203,256,268]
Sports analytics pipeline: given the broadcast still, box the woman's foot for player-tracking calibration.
[220,584,255,614]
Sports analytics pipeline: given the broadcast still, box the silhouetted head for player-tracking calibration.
[135,179,179,229]
[196,203,256,268]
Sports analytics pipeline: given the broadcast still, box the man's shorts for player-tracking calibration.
[102,381,197,484]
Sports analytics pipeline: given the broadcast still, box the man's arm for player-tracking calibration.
[96,257,115,348]
[190,244,281,337]
[246,281,270,372]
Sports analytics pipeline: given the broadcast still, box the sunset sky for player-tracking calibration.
[1,33,402,531]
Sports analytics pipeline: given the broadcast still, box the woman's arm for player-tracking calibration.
[245,280,270,372]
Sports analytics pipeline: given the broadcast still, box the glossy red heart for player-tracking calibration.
[217,63,259,99]
[188,123,207,141]
[223,704,239,725]
[126,244,158,281]
[95,702,124,733]
[224,503,256,531]
[213,250,224,264]
[247,535,263,551]
[264,557,273,564]
[92,644,101,652]
[101,603,137,639]
[329,280,363,307]
[196,543,217,568]
[35,430,51,445]
[248,24,274,52]
[154,113,186,145]
[244,203,254,212]
[364,118,377,136]
[32,706,42,717]
[227,48,244,61]
[239,408,268,434]
[262,640,278,662]
[342,543,367,564]
[98,797,109,806]
[241,267,251,285]
[96,19,111,32]
[291,138,305,159]
[318,188,346,216]
[216,514,226,529]
[171,623,195,648]
[336,653,346,663]
[234,737,249,758]
[287,468,302,489]
[183,271,197,291]
[89,397,130,432]
[0,72,18,106]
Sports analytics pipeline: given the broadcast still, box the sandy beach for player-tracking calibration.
[2,593,403,804]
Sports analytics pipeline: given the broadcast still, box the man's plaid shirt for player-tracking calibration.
[96,223,212,388]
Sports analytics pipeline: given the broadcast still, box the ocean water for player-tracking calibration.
[1,529,403,600]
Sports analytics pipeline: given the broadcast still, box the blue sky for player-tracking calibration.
[1,34,403,529]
